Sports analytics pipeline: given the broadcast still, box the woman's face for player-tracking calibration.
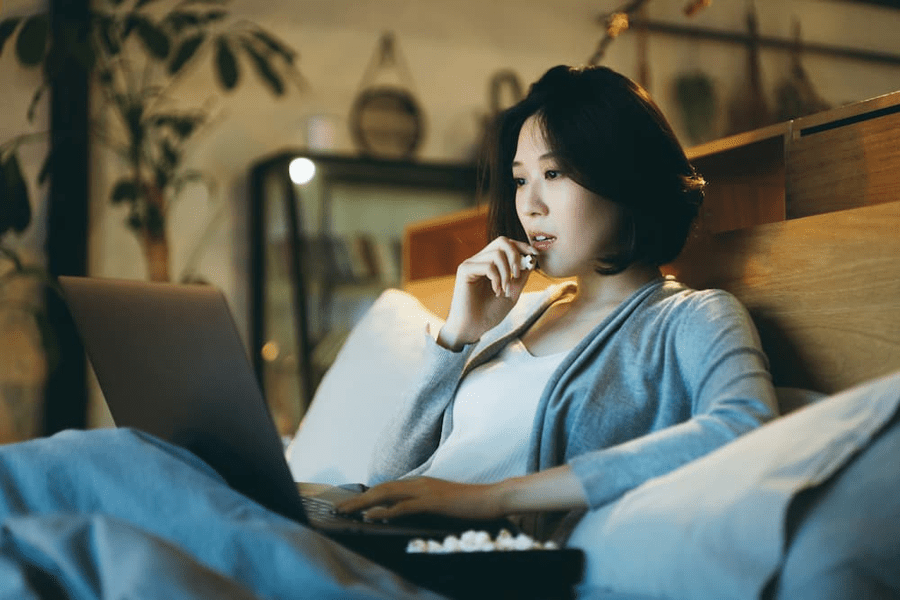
[513,115,625,279]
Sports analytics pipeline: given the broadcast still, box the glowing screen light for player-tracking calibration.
[288,157,316,184]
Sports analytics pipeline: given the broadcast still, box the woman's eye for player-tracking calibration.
[512,177,526,187]
[545,169,561,180]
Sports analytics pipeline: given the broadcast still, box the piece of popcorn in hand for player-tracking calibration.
[520,254,537,271]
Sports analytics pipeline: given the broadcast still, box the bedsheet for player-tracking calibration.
[0,428,442,600]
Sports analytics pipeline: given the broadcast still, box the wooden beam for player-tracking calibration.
[629,17,900,66]
[43,0,90,434]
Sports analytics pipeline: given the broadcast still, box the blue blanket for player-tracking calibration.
[0,429,441,599]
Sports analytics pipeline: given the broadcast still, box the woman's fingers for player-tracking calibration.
[364,498,429,521]
[440,236,538,347]
[335,482,404,514]
[336,478,501,522]
[465,238,535,297]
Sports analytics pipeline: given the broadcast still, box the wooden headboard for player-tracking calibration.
[403,92,900,395]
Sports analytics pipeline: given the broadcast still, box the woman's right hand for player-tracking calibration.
[437,237,538,351]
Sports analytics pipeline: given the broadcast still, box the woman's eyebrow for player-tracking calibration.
[512,152,561,167]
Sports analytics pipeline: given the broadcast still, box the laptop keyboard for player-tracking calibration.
[300,495,365,525]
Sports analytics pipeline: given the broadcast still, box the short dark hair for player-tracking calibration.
[484,65,705,274]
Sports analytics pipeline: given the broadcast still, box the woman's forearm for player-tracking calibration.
[336,465,589,522]
[492,464,589,514]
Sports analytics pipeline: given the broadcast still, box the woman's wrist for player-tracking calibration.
[436,325,477,352]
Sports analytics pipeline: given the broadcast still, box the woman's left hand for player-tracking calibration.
[335,477,503,522]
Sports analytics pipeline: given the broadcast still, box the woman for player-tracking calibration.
[337,65,777,534]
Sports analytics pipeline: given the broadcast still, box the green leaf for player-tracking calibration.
[200,10,228,24]
[0,18,22,56]
[122,14,139,38]
[163,11,201,33]
[69,23,97,72]
[15,14,49,66]
[110,178,140,204]
[0,245,25,271]
[176,115,203,138]
[145,203,165,236]
[241,39,284,96]
[0,152,32,235]
[150,113,203,139]
[161,139,179,169]
[168,32,205,75]
[37,149,53,185]
[26,84,46,123]
[126,209,143,231]
[98,15,121,57]
[214,36,238,90]
[133,15,170,60]
[32,308,61,375]
[251,29,296,64]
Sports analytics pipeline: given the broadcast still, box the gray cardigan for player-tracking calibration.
[369,277,778,512]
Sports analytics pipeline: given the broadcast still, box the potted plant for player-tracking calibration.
[1,0,304,281]
[0,144,58,442]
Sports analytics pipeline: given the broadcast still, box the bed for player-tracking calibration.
[2,95,896,599]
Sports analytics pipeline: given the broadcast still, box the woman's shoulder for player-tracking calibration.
[650,277,751,323]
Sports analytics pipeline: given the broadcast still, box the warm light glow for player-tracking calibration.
[289,157,316,184]
[261,340,280,362]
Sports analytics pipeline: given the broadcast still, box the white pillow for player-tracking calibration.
[285,289,443,485]
[569,370,900,600]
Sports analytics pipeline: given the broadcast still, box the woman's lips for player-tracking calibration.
[530,235,556,251]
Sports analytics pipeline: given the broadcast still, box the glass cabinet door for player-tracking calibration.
[249,153,477,438]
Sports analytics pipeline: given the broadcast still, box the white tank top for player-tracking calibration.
[421,339,567,483]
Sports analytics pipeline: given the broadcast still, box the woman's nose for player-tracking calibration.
[519,182,548,216]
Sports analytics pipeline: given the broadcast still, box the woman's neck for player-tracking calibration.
[568,263,662,315]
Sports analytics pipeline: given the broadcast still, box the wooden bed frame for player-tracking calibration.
[403,92,900,396]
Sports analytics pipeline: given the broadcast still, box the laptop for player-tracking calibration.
[59,276,583,597]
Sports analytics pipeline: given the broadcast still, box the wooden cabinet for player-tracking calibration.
[687,90,900,234]
[787,94,900,219]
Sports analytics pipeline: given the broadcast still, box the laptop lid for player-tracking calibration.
[59,276,308,523]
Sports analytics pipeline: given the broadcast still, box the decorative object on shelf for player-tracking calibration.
[727,5,770,135]
[589,0,713,66]
[473,69,523,163]
[488,70,524,116]
[775,19,831,122]
[635,4,651,90]
[0,0,305,281]
[349,32,425,161]
[674,71,717,144]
